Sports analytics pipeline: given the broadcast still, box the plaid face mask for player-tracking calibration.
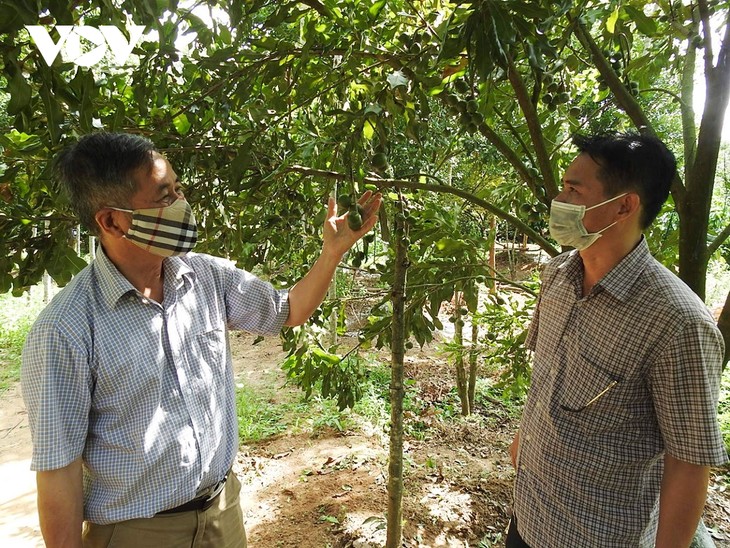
[111,198,197,257]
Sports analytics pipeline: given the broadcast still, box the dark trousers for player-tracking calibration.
[506,514,532,548]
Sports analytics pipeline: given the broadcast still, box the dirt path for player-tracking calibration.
[0,384,39,547]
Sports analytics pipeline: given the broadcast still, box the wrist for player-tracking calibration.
[320,245,344,264]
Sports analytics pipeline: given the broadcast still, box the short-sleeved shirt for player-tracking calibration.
[21,248,289,524]
[514,238,727,547]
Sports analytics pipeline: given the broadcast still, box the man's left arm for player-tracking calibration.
[286,191,381,326]
[650,317,727,547]
[656,454,710,548]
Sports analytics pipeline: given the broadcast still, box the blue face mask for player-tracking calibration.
[548,193,627,250]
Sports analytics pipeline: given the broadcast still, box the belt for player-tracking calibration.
[156,473,229,515]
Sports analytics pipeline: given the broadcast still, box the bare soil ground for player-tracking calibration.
[2,328,729,547]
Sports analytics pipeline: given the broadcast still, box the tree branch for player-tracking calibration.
[708,222,730,257]
[284,165,560,256]
[504,53,559,199]
[681,11,700,171]
[698,0,715,78]
[572,17,687,204]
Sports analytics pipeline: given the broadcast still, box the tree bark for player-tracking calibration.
[468,319,479,415]
[386,200,409,548]
[453,292,469,416]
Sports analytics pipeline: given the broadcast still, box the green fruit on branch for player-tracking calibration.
[337,194,353,209]
[348,210,363,231]
[371,152,389,170]
[466,99,478,113]
[454,79,469,94]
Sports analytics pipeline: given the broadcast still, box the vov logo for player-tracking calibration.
[25,25,146,68]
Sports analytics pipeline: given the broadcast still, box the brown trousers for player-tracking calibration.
[82,473,247,548]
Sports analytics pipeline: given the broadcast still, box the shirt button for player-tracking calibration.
[550,368,556,376]
[536,402,542,409]
[525,434,531,442]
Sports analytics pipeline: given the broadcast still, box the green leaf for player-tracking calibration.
[173,113,191,135]
[624,6,657,36]
[386,70,408,90]
[7,71,32,115]
[2,129,43,152]
[606,7,620,34]
[369,0,386,18]
[40,84,64,145]
[363,118,375,140]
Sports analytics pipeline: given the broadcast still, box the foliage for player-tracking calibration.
[2,0,730,393]
[235,376,356,442]
[281,337,366,411]
[477,291,537,398]
[0,288,45,391]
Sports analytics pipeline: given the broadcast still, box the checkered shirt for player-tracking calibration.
[514,238,727,547]
[21,248,289,524]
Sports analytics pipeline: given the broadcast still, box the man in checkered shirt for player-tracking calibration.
[507,133,727,547]
[21,132,382,547]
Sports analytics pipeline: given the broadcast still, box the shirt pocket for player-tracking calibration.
[558,354,631,434]
[194,328,226,375]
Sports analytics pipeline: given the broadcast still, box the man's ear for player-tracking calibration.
[94,208,127,239]
[617,192,641,221]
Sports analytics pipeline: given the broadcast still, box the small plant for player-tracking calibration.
[477,531,504,547]
[475,290,536,399]
[235,385,289,442]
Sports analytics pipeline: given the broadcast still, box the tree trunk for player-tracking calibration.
[386,201,409,548]
[489,217,497,296]
[468,319,479,414]
[453,292,469,416]
[677,198,710,300]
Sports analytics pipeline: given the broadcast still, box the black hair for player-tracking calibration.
[54,132,156,235]
[572,132,677,229]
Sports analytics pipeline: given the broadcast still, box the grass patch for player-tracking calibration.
[236,359,404,443]
[236,379,359,443]
[0,290,46,392]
